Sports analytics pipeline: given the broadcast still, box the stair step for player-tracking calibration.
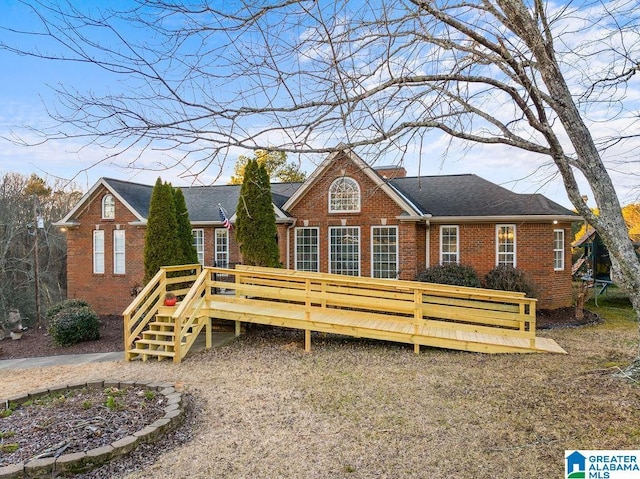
[149,321,176,328]
[128,347,175,358]
[136,338,175,347]
[142,329,175,339]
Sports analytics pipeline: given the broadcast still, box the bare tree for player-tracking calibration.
[0,173,80,325]
[2,1,640,365]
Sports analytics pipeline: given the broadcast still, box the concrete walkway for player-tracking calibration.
[0,332,237,370]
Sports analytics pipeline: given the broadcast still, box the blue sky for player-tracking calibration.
[0,0,637,209]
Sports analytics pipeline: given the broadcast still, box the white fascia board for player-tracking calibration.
[427,214,580,223]
[56,178,146,224]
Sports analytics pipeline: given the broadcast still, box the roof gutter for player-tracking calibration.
[427,214,580,223]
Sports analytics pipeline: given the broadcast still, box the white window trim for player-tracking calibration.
[93,229,105,274]
[192,228,205,266]
[214,228,229,268]
[328,226,361,275]
[439,225,459,265]
[328,177,361,213]
[113,229,126,274]
[554,228,565,271]
[294,227,320,272]
[102,194,115,219]
[371,225,398,279]
[496,224,517,267]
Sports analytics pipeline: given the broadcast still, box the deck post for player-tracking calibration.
[414,343,420,354]
[206,317,212,349]
[235,320,242,337]
[305,329,311,352]
[173,313,181,363]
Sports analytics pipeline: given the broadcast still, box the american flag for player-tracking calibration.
[218,205,232,230]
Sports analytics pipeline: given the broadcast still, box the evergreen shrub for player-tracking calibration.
[47,304,100,347]
[45,299,91,321]
[484,265,537,297]
[414,264,481,288]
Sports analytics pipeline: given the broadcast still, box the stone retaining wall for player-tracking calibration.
[0,380,184,478]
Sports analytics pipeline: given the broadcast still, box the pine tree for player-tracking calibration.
[174,187,199,264]
[235,160,281,267]
[143,178,180,282]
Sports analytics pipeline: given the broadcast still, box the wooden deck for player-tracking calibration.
[123,265,566,362]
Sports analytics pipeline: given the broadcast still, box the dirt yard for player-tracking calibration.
[1,315,638,479]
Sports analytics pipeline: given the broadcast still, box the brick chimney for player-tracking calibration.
[374,165,407,179]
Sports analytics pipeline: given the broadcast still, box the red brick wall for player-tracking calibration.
[66,186,145,315]
[428,222,574,309]
[66,187,244,315]
[285,153,412,276]
[66,162,574,314]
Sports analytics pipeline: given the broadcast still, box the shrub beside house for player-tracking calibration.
[55,149,579,315]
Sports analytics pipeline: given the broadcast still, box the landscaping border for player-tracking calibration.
[0,380,184,479]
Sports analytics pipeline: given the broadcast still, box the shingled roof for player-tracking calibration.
[57,172,577,227]
[388,174,576,218]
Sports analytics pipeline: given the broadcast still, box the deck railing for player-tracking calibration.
[214,265,537,350]
[125,264,542,360]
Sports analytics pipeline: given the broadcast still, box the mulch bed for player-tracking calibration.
[536,307,601,329]
[0,386,167,468]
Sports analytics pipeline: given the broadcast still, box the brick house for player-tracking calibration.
[56,149,578,315]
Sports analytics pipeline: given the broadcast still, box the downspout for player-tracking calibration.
[286,219,297,270]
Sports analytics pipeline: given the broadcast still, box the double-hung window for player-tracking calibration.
[372,226,398,278]
[553,229,565,271]
[113,230,126,274]
[329,227,360,275]
[496,225,516,266]
[192,229,205,266]
[295,227,319,272]
[440,226,459,264]
[93,230,105,274]
[214,228,229,268]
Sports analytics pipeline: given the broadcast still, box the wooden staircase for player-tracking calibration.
[128,305,210,361]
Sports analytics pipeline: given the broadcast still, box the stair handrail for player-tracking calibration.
[123,267,167,355]
[171,267,209,362]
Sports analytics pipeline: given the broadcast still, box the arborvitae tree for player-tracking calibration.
[174,187,198,265]
[235,160,281,267]
[143,178,180,282]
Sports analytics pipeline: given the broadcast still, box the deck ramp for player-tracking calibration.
[124,265,566,362]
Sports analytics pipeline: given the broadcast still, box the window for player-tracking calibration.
[329,177,360,213]
[192,229,205,266]
[93,230,105,274]
[554,229,565,271]
[372,226,398,278]
[214,228,229,268]
[113,230,126,274]
[102,194,115,219]
[496,225,516,266]
[329,227,360,275]
[295,227,319,272]
[440,226,459,264]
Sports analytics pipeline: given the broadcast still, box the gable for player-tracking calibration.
[282,149,423,217]
[55,178,150,226]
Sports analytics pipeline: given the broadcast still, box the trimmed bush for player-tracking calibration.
[484,265,537,297]
[415,264,481,288]
[48,305,101,347]
[45,299,91,321]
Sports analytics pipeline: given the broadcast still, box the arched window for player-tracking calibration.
[102,194,115,219]
[329,177,360,213]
